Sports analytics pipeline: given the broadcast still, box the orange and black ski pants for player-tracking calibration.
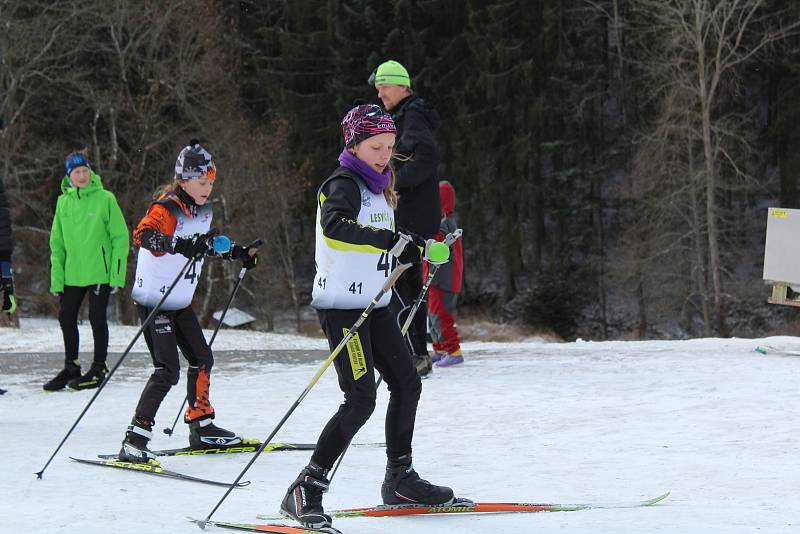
[133,304,215,426]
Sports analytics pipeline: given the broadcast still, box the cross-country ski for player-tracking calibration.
[256,492,670,520]
[97,439,313,458]
[96,440,383,459]
[70,457,250,488]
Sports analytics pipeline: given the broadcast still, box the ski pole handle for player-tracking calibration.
[443,228,463,247]
[424,240,450,265]
[242,239,263,268]
[389,233,411,259]
[422,229,461,266]
[211,235,232,254]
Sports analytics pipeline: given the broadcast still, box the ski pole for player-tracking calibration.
[35,230,221,478]
[163,239,263,436]
[400,229,462,335]
[328,231,460,483]
[395,231,461,349]
[198,243,412,529]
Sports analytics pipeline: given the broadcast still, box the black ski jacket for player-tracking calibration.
[390,95,441,238]
[318,167,395,251]
[0,176,13,262]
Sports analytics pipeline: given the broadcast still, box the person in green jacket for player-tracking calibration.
[44,152,130,391]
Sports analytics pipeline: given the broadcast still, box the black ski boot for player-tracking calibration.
[118,416,159,465]
[188,419,242,449]
[43,360,81,391]
[67,362,108,390]
[381,454,454,505]
[280,463,332,528]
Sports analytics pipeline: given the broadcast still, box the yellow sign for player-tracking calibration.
[771,208,788,218]
[343,328,367,380]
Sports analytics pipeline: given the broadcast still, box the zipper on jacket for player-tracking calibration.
[117,259,121,275]
[101,245,109,274]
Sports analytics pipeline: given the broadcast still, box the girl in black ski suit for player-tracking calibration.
[279,104,455,530]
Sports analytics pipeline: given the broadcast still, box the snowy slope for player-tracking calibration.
[1,319,798,533]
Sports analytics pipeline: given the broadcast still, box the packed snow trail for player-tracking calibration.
[1,320,798,533]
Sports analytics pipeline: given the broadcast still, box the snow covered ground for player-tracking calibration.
[1,318,798,533]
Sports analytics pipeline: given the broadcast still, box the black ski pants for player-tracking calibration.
[390,262,428,357]
[311,306,422,470]
[58,284,111,365]
[133,305,213,424]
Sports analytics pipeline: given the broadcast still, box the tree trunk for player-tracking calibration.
[701,101,728,336]
[689,141,711,336]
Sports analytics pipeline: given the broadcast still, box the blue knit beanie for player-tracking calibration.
[65,152,90,176]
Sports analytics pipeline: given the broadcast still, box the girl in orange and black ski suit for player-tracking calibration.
[119,141,257,463]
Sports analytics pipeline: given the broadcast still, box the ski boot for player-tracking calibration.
[280,463,332,529]
[188,418,242,449]
[68,361,108,390]
[381,454,454,505]
[43,360,81,391]
[430,351,447,364]
[118,416,159,465]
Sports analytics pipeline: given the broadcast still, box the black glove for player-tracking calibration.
[171,234,210,259]
[392,231,425,265]
[229,244,259,270]
[0,261,15,314]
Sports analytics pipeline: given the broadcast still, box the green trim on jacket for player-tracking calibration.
[49,171,130,293]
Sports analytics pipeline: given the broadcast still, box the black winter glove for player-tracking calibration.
[392,231,425,265]
[229,244,259,270]
[171,234,210,259]
[243,253,258,270]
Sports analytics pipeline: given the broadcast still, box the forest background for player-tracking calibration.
[3,0,800,341]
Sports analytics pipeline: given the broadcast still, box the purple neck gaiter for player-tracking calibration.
[338,149,391,195]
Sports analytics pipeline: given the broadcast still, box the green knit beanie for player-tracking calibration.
[369,60,411,88]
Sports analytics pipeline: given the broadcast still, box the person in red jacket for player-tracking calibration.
[428,181,464,366]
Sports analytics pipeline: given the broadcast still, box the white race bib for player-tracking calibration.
[311,173,395,310]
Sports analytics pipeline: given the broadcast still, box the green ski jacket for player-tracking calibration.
[50,171,129,293]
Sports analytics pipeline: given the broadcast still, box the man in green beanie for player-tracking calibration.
[369,59,441,377]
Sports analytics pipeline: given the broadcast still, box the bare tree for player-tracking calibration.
[627,0,800,335]
[1,0,297,325]
[214,119,310,332]
[0,1,92,311]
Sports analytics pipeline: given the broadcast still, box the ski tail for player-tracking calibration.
[755,345,800,356]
